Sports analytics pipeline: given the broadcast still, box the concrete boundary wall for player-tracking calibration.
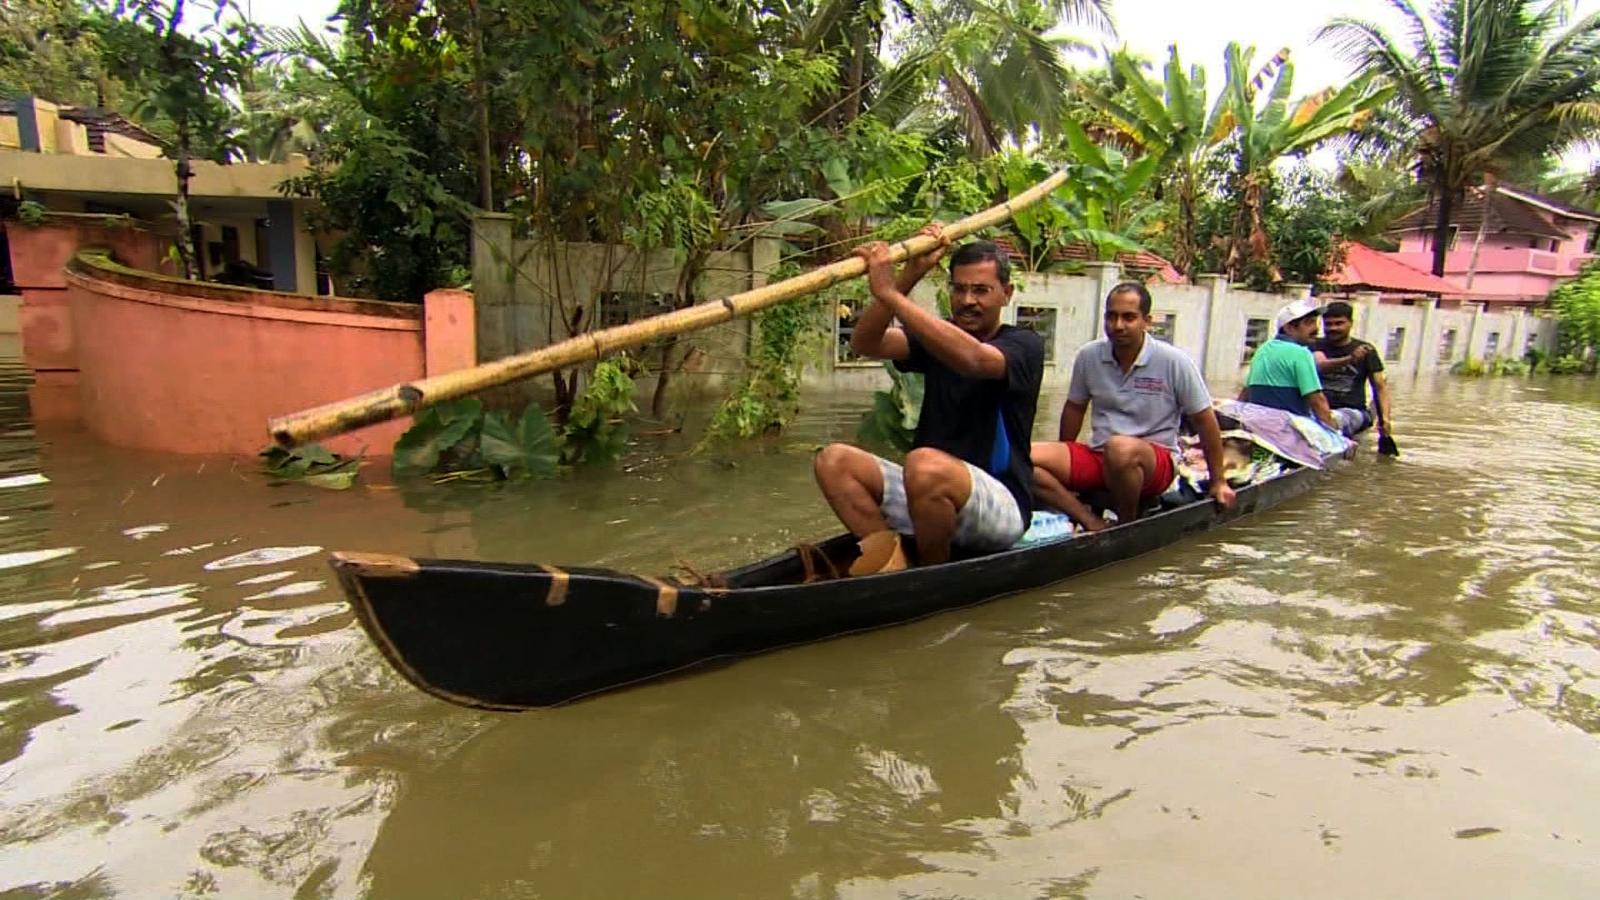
[809,261,1555,392]
[471,213,779,404]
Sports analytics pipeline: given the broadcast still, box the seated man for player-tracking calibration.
[1241,297,1365,435]
[1313,301,1394,439]
[814,229,1044,573]
[1031,283,1236,532]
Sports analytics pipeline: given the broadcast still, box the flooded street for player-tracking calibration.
[2,353,1599,899]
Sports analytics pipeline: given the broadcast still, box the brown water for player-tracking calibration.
[2,355,1599,899]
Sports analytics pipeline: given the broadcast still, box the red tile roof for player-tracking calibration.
[1329,242,1467,296]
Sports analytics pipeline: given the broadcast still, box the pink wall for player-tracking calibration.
[5,219,175,420]
[62,254,473,457]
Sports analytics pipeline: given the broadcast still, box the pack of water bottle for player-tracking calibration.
[1016,510,1079,546]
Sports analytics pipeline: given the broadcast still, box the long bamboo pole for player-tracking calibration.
[269,169,1070,447]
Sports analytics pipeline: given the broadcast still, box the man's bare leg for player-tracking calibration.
[814,443,890,537]
[902,447,972,565]
[1102,435,1157,524]
[1030,442,1107,531]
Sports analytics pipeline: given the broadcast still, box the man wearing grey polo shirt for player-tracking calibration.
[1032,282,1235,530]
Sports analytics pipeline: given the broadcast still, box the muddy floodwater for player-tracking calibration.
[2,350,1599,899]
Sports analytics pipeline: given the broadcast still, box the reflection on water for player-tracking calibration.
[1,358,1598,898]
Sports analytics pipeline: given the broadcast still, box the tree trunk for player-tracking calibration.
[843,28,867,125]
[1430,185,1456,278]
[1174,170,1197,277]
[650,335,679,420]
[174,122,197,280]
[470,0,494,210]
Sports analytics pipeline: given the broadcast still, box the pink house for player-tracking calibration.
[1387,183,1598,305]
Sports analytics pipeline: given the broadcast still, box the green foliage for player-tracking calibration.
[1524,344,1548,375]
[392,397,485,476]
[1551,261,1600,369]
[479,405,561,479]
[389,359,635,480]
[260,443,362,490]
[16,201,47,227]
[699,294,828,448]
[1451,355,1530,378]
[391,394,563,480]
[1550,355,1586,375]
[0,0,129,108]
[561,360,636,466]
[855,362,923,455]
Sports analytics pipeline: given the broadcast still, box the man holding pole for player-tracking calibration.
[814,225,1044,574]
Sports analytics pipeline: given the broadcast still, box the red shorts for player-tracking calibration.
[1062,440,1175,499]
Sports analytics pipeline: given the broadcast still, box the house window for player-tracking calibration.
[1485,330,1501,359]
[1242,317,1271,364]
[1384,327,1406,362]
[598,290,672,328]
[1015,305,1057,364]
[835,297,867,365]
[1150,311,1177,343]
[1438,328,1458,363]
[599,291,675,354]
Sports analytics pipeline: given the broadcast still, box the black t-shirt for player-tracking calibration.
[1313,338,1383,411]
[895,324,1045,531]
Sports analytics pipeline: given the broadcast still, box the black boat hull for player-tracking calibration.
[333,465,1324,710]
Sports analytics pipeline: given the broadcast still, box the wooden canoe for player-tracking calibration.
[331,461,1332,711]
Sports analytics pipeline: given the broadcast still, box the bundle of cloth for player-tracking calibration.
[1165,399,1353,502]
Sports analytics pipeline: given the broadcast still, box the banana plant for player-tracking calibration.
[1221,42,1392,281]
[1085,45,1234,276]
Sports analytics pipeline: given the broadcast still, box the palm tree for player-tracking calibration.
[1222,42,1390,280]
[1319,0,1600,276]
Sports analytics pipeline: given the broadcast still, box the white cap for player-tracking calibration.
[1274,297,1324,332]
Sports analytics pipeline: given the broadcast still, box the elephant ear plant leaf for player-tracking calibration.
[260,443,363,490]
[392,398,484,477]
[478,406,560,479]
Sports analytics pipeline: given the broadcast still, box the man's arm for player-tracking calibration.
[1186,407,1237,509]
[1372,370,1394,434]
[1058,399,1087,443]
[1313,344,1369,373]
[856,242,1007,379]
[1305,390,1341,431]
[849,226,948,361]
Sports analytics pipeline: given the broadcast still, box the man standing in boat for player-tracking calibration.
[1242,297,1365,435]
[814,226,1044,574]
[1313,301,1393,438]
[1031,283,1235,531]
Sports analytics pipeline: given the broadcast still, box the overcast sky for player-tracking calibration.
[240,0,1597,172]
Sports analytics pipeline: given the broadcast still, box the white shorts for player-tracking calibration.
[875,456,1024,552]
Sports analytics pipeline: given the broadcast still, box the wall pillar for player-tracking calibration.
[1195,273,1228,382]
[1354,291,1382,344]
[1465,302,1485,359]
[1081,261,1122,343]
[471,212,516,365]
[1416,298,1438,374]
[265,199,300,293]
[423,289,477,377]
[1507,307,1527,360]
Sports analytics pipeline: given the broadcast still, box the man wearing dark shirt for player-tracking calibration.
[1313,301,1393,437]
[814,228,1044,572]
